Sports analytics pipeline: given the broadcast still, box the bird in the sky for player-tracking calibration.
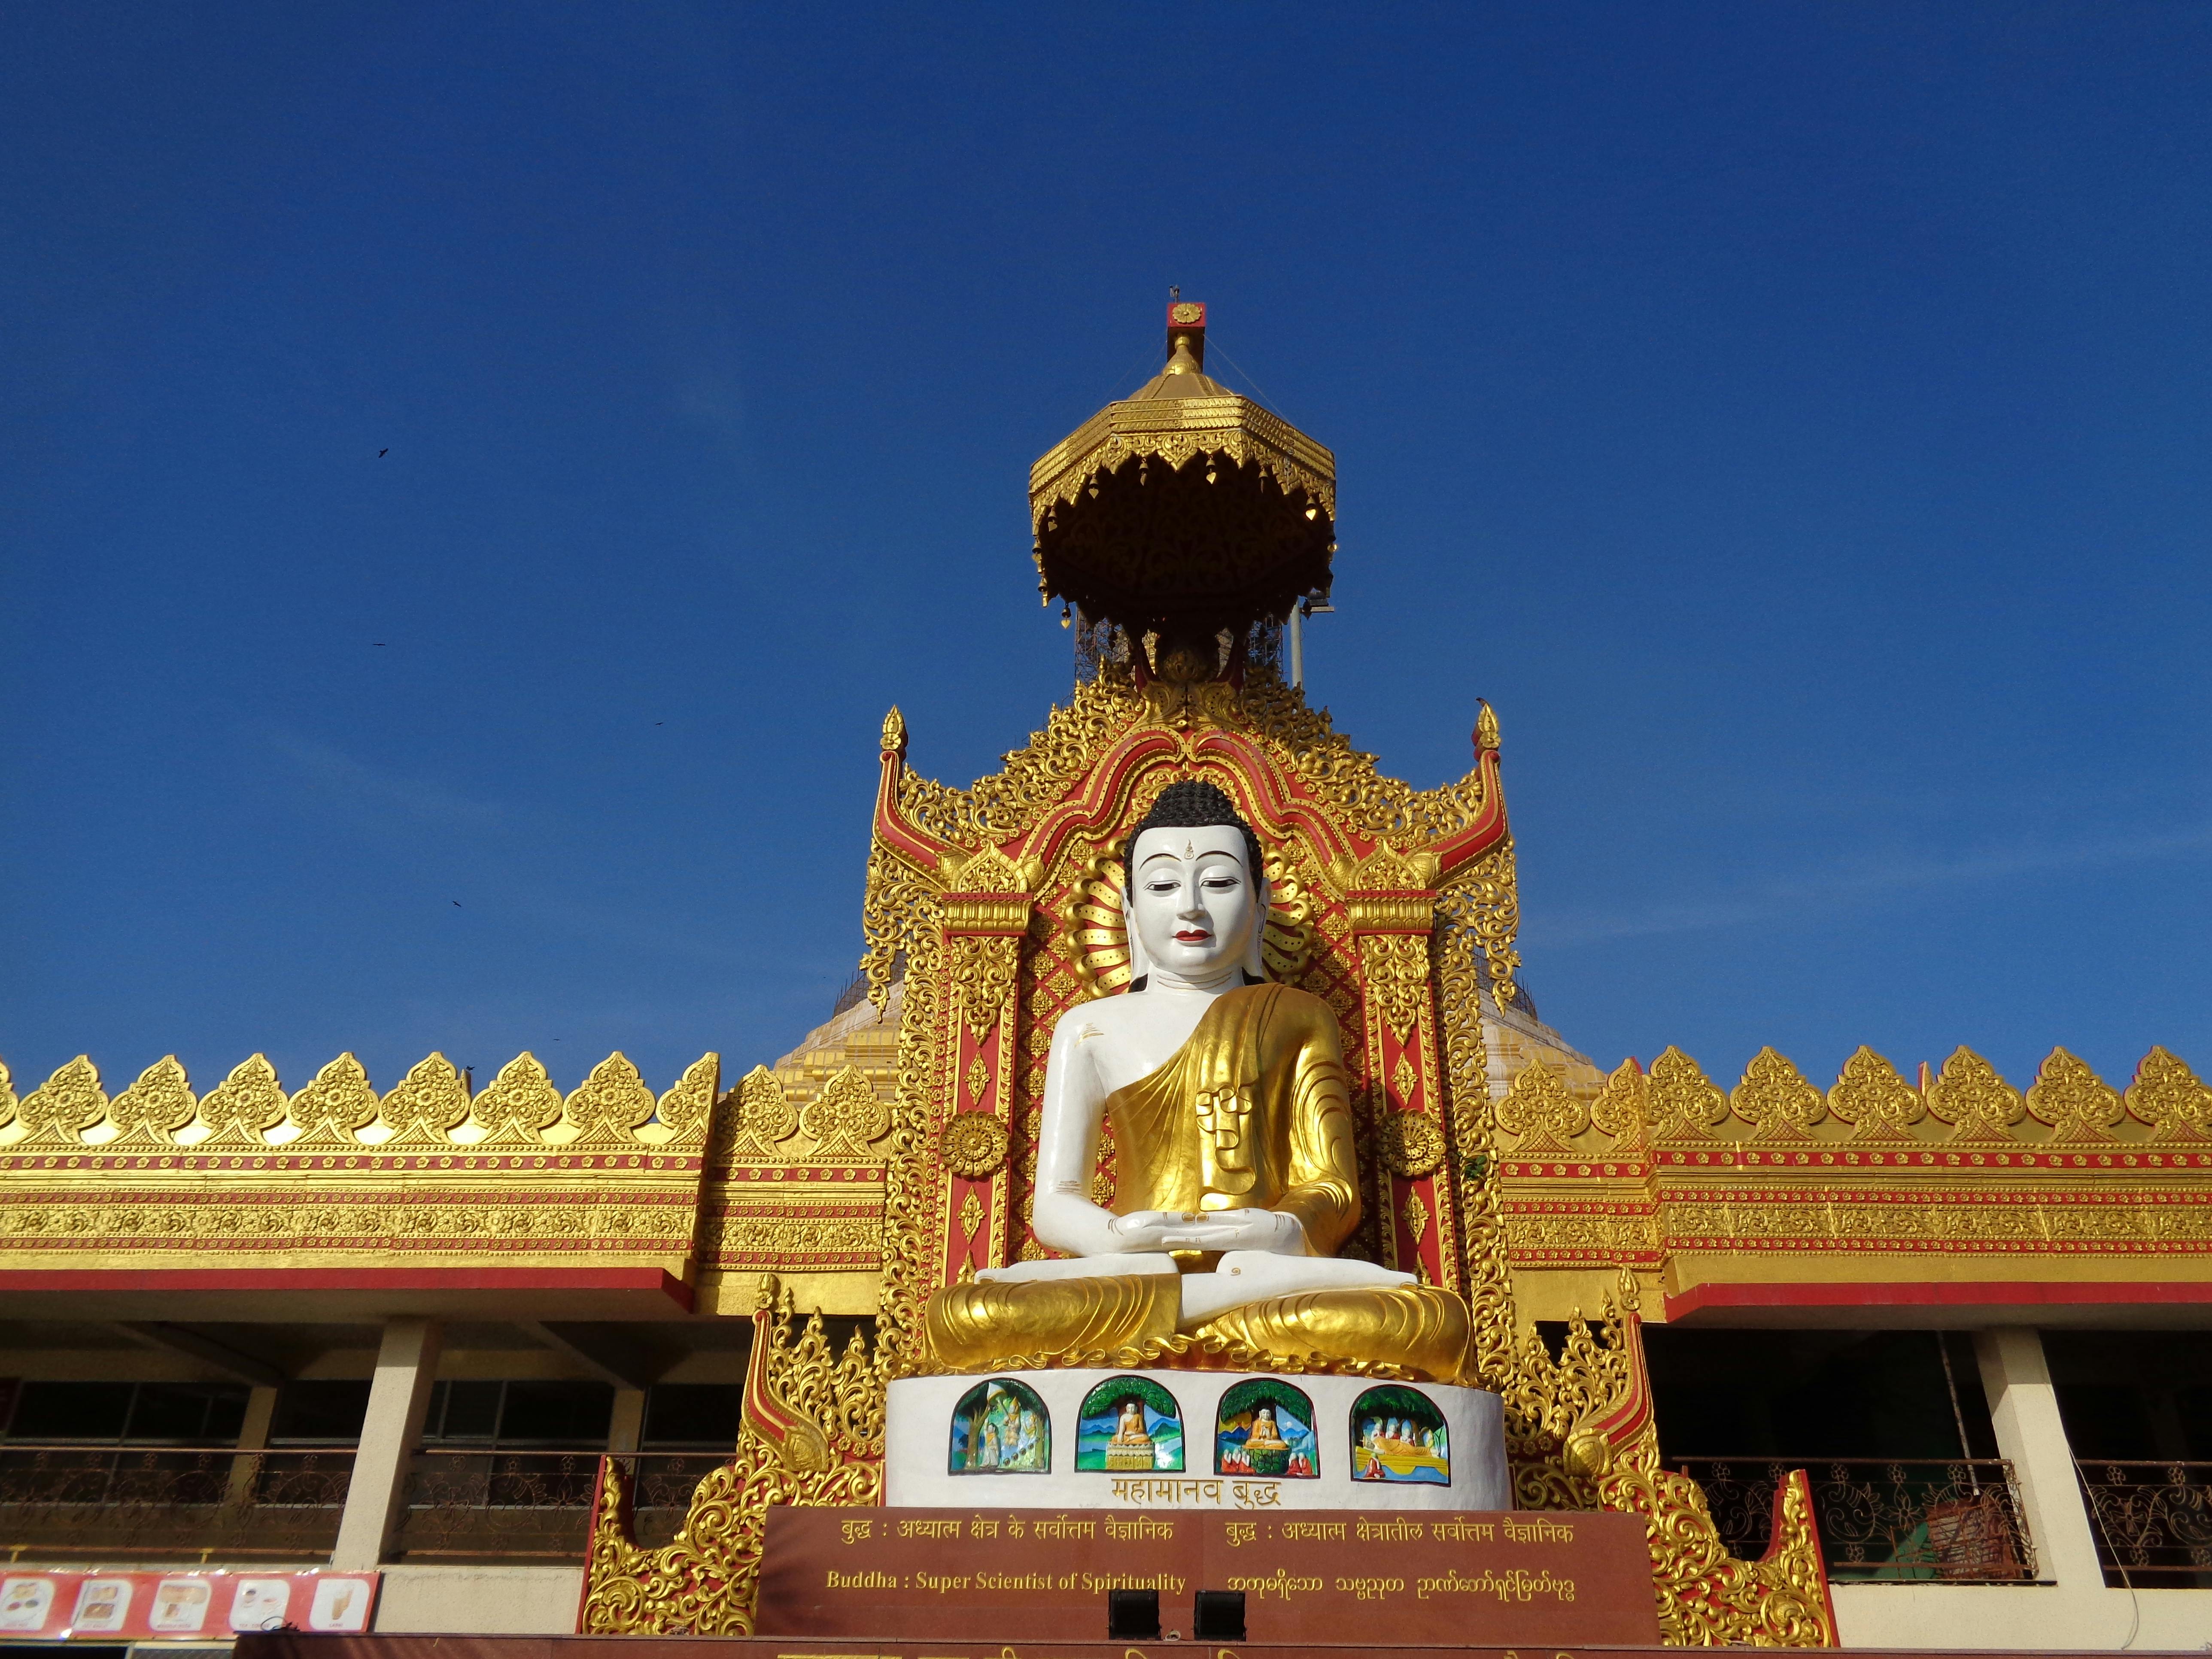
[655,721,663,726]
[452,900,462,907]
[373,642,387,647]
[378,448,389,457]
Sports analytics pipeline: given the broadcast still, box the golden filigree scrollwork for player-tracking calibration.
[799,1066,889,1163]
[1235,672,1504,849]
[287,1054,377,1145]
[1498,1059,1589,1156]
[1498,1281,1836,1646]
[891,665,1515,873]
[938,1112,1009,1180]
[199,1054,288,1144]
[720,1066,799,1161]
[1475,699,1501,751]
[380,1054,470,1144]
[860,841,938,1013]
[1594,1431,1836,1645]
[1328,840,1442,902]
[1356,932,1432,1037]
[0,1048,715,1277]
[2127,1046,2212,1141]
[1500,1297,1628,1515]
[1646,1047,1728,1142]
[741,1275,830,1473]
[655,1055,719,1148]
[1925,1046,2024,1143]
[945,934,1021,1039]
[471,1054,563,1144]
[939,846,1042,896]
[109,1057,196,1146]
[1730,1048,1825,1143]
[579,1276,885,1636]
[0,1059,16,1131]
[1432,921,1517,1389]
[1030,409,1337,533]
[1377,1107,1447,1178]
[1827,1045,1920,1142]
[19,1057,106,1146]
[1402,1189,1431,1247]
[565,1054,657,1145]
[2027,1047,2124,1142]
[1589,1058,1648,1150]
[1441,837,1523,1015]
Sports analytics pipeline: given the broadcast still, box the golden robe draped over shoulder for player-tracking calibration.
[1109,980,1362,1248]
[923,984,1470,1381]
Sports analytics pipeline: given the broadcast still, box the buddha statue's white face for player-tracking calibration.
[1124,824,1265,987]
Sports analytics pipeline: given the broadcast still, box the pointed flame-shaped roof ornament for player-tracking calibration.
[1028,301,1337,656]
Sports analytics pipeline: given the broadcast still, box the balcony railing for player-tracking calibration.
[1673,1457,2036,1582]
[390,1450,731,1562]
[0,1444,354,1562]
[2076,1460,2212,1588]
[617,1452,733,1550]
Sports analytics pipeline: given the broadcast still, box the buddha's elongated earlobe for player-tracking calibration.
[1121,887,1151,988]
[1243,871,1271,982]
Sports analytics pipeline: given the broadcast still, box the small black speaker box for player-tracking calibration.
[1107,1588,1161,1640]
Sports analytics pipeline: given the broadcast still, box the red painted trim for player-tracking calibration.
[1191,731,1357,862]
[1665,1280,2212,1320]
[873,748,954,873]
[0,1267,695,1307]
[577,1456,617,1634]
[1018,729,1183,873]
[1430,745,1510,876]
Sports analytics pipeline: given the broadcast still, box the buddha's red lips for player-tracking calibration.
[1173,930,1212,942]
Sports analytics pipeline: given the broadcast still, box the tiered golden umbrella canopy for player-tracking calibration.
[1028,302,1336,660]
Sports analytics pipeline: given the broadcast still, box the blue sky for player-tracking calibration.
[5,4,2208,1103]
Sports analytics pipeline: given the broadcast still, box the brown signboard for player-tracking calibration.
[754,1507,1662,1646]
[236,1635,2211,1659]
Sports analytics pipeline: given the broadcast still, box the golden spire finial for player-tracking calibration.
[1164,300,1207,375]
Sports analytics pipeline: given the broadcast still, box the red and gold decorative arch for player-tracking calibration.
[578,664,1834,1646]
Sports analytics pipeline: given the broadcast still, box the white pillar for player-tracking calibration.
[331,1317,442,1570]
[608,1388,646,1454]
[1973,1326,2103,1590]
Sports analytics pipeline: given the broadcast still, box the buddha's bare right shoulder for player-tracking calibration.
[1051,995,1140,1041]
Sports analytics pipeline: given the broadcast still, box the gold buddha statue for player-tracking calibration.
[925,780,1468,1382]
[1104,1398,1156,1471]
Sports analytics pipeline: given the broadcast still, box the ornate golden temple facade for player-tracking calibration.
[2,302,2206,1650]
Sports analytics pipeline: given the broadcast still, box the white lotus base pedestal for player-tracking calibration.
[885,1368,1507,1511]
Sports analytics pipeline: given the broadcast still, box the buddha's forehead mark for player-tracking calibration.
[1134,829,1246,869]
